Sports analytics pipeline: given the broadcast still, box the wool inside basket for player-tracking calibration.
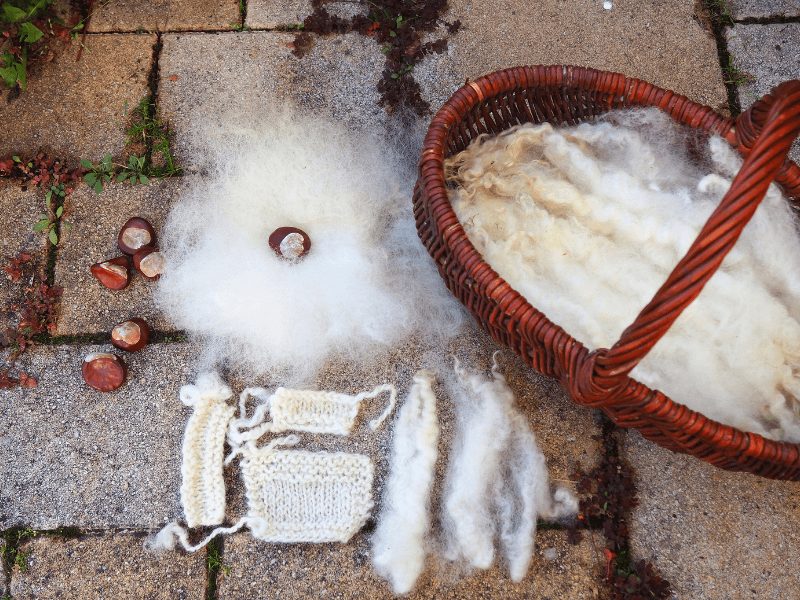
[413,65,800,480]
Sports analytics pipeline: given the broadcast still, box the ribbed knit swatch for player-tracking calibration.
[179,373,236,528]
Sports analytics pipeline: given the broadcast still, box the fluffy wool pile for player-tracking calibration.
[446,109,800,441]
[156,109,462,384]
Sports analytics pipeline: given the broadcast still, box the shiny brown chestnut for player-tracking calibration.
[82,352,127,392]
[132,246,165,280]
[111,318,150,352]
[268,227,311,261]
[90,256,131,290]
[118,217,156,255]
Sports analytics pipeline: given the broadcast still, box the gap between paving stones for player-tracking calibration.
[698,0,743,115]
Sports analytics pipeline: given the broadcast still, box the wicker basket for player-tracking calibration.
[414,65,800,480]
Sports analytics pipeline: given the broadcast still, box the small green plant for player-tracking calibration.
[207,544,231,576]
[81,153,150,192]
[0,0,52,90]
[706,0,734,25]
[722,58,753,86]
[126,96,181,177]
[81,154,113,193]
[32,181,64,245]
[1,527,38,574]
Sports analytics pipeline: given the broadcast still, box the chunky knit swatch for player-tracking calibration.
[178,373,236,528]
[241,438,375,543]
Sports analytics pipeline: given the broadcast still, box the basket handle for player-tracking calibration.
[576,80,800,399]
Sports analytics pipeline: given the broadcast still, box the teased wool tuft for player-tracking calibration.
[441,355,577,580]
[156,107,463,384]
[372,370,440,595]
[447,110,800,441]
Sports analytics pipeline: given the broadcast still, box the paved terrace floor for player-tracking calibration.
[1,1,799,598]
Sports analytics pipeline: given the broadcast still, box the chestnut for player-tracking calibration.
[111,318,150,352]
[82,352,127,392]
[118,217,156,255]
[269,227,311,261]
[90,256,131,290]
[132,246,165,280]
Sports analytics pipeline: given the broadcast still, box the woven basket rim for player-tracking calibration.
[416,64,800,479]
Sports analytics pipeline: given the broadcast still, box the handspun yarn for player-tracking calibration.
[446,109,800,442]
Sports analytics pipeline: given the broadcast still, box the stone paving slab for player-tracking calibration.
[0,182,49,336]
[245,0,366,29]
[10,533,206,599]
[415,0,728,115]
[87,0,241,33]
[214,325,602,597]
[726,23,800,163]
[222,325,601,517]
[624,430,800,599]
[0,34,155,163]
[0,342,194,530]
[218,528,601,599]
[730,0,800,19]
[158,32,385,162]
[55,180,181,335]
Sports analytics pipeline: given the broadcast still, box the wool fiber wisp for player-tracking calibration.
[446,109,800,441]
[372,370,440,595]
[156,108,463,384]
[441,355,577,581]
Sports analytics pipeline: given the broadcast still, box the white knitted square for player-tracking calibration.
[241,447,374,543]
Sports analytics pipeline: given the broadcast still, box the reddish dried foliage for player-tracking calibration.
[297,0,460,115]
[0,151,83,192]
[568,420,671,600]
[2,251,62,358]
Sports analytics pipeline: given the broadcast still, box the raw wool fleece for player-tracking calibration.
[442,355,577,581]
[446,109,800,442]
[372,370,440,595]
[156,108,463,384]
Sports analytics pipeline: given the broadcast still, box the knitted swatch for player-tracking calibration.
[241,437,375,543]
[149,435,375,552]
[226,384,397,460]
[179,373,236,528]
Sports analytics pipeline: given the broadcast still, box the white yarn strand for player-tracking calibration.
[372,370,440,594]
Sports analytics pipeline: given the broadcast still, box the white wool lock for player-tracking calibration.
[372,370,440,595]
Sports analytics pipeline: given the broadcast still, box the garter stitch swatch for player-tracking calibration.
[179,373,236,528]
[226,384,397,458]
[269,385,396,435]
[241,440,375,543]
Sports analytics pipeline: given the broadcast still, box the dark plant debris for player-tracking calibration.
[295,0,460,115]
[568,418,672,600]
[1,249,62,359]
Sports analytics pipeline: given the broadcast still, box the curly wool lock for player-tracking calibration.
[446,109,800,442]
[156,109,463,383]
